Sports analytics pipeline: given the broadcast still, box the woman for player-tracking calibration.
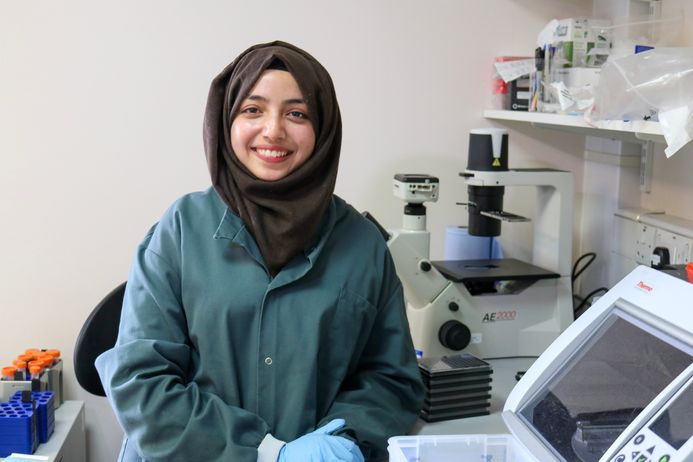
[96,40,424,462]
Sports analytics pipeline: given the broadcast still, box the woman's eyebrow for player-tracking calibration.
[246,95,307,105]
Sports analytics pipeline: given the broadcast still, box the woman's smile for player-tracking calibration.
[253,145,292,162]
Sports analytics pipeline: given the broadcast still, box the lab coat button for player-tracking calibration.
[264,357,273,365]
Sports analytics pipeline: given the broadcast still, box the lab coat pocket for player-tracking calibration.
[319,287,377,381]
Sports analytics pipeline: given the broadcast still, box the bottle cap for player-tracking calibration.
[17,354,32,362]
[29,365,42,375]
[687,262,693,283]
[45,349,61,359]
[2,366,17,377]
[12,360,27,369]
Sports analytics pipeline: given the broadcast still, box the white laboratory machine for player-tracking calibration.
[388,265,693,462]
[503,264,692,462]
[386,128,575,359]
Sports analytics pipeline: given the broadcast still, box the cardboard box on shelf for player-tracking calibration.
[552,18,610,68]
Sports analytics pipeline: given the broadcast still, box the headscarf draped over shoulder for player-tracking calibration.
[203,41,342,276]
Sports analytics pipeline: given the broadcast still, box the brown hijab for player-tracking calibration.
[203,41,342,276]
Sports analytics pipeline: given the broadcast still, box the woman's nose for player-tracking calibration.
[263,115,285,140]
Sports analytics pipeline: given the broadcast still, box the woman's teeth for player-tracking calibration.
[257,148,289,158]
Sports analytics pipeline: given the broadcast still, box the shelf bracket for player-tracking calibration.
[640,140,654,193]
[634,131,663,143]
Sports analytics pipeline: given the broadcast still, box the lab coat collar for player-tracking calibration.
[212,192,341,287]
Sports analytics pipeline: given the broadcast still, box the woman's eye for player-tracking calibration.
[288,110,308,119]
[240,107,260,115]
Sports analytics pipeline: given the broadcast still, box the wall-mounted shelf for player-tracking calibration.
[484,109,665,144]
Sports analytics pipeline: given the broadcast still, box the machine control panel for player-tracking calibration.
[608,376,692,462]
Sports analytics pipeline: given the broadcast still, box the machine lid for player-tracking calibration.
[499,266,693,462]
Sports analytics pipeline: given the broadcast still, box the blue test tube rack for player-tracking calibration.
[10,391,55,443]
[0,390,55,457]
[0,400,38,457]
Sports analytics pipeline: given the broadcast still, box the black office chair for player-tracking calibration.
[74,281,126,396]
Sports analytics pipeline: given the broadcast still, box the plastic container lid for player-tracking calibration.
[2,366,17,378]
[38,354,54,364]
[12,360,27,369]
[17,354,32,362]
[29,365,42,375]
[45,349,61,358]
[28,360,44,371]
[388,434,532,462]
[687,262,693,283]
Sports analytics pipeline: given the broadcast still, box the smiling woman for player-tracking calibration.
[94,40,424,462]
[231,69,316,181]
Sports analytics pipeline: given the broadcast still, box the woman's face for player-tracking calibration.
[231,70,316,181]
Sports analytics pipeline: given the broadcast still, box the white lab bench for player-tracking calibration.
[412,357,536,436]
[1,401,86,462]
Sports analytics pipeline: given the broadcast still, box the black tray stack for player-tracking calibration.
[418,353,493,422]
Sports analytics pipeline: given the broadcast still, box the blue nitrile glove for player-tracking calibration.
[277,418,364,462]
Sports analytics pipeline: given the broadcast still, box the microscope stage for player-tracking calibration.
[431,258,559,283]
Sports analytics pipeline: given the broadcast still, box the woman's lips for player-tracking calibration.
[253,147,293,163]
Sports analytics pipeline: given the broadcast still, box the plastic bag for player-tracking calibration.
[590,13,684,61]
[590,48,693,157]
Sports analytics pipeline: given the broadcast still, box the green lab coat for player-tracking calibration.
[96,187,424,462]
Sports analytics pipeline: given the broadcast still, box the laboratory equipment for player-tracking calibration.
[418,354,493,422]
[388,265,693,462]
[505,265,693,462]
[610,208,693,287]
[388,434,532,462]
[386,128,574,359]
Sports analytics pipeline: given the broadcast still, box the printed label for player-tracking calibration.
[482,311,517,322]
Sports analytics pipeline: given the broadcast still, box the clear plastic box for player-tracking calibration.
[388,434,534,462]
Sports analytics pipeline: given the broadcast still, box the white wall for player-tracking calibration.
[12,1,681,461]
[640,0,693,220]
[574,0,693,295]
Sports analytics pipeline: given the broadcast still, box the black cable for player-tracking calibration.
[574,287,609,317]
[572,252,596,286]
[571,252,598,317]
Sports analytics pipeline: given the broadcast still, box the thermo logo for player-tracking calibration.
[636,281,653,292]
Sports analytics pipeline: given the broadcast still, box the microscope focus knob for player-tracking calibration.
[438,320,471,351]
[419,260,432,272]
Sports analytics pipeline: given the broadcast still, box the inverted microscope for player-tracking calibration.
[386,128,575,359]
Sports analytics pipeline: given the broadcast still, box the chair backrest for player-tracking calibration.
[73,281,126,396]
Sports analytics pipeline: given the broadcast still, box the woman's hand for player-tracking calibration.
[277,419,364,462]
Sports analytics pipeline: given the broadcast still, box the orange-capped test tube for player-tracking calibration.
[29,365,42,380]
[38,354,55,367]
[12,360,28,380]
[45,349,61,359]
[2,366,17,381]
[28,360,44,372]
[29,364,43,391]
